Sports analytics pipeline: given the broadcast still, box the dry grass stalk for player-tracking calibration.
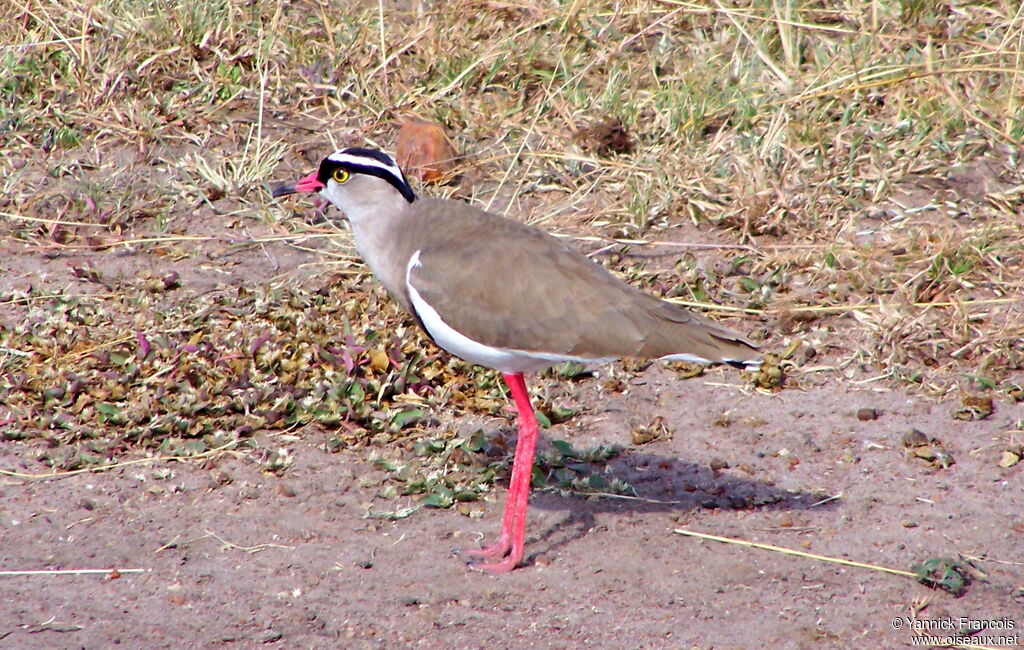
[1,0,1022,460]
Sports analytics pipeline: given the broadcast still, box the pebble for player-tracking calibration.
[856,407,880,421]
[901,429,929,447]
[709,457,729,472]
[259,631,283,643]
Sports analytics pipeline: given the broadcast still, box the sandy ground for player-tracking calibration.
[2,351,1022,648]
[1,178,1022,650]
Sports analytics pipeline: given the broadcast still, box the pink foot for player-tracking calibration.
[460,540,510,560]
[472,553,521,574]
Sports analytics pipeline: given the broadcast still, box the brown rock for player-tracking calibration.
[396,119,458,183]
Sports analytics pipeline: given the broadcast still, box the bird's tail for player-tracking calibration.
[641,298,762,369]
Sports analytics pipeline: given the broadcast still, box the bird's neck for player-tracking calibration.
[338,183,412,229]
[344,192,417,304]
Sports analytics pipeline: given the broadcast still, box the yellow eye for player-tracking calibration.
[332,168,350,183]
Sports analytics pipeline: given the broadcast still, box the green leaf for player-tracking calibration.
[461,430,486,453]
[391,408,424,430]
[690,279,708,302]
[739,277,761,292]
[534,409,552,429]
[556,362,589,379]
[413,438,446,456]
[77,452,101,466]
[347,382,365,404]
[547,405,577,424]
[420,494,449,508]
[365,505,419,520]
[554,467,576,484]
[422,487,454,508]
[960,373,997,390]
[453,489,481,502]
[551,439,574,456]
[373,457,400,472]
[95,402,123,423]
[912,557,970,596]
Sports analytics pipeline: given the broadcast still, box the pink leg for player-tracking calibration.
[463,372,539,573]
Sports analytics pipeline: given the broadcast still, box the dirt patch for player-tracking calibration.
[2,162,1022,648]
[3,156,1022,647]
[3,359,1023,648]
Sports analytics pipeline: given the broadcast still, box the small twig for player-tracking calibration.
[713,0,791,89]
[0,35,88,50]
[959,554,1024,567]
[154,535,186,554]
[666,297,1019,316]
[674,529,917,578]
[536,487,678,504]
[701,381,756,391]
[203,530,295,554]
[810,493,842,507]
[376,0,388,88]
[13,615,83,635]
[366,24,430,79]
[558,232,758,251]
[65,516,95,530]
[0,440,242,481]
[0,568,149,577]
[0,210,107,228]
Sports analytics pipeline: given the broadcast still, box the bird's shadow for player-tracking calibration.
[510,449,837,565]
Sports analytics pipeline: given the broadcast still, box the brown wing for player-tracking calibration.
[405,200,759,364]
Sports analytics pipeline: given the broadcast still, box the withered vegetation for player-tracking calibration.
[1,2,1022,480]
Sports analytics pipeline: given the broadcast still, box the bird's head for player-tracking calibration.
[272,147,415,222]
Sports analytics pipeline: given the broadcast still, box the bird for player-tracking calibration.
[272,147,761,573]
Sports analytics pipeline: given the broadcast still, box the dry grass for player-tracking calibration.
[2,1,1023,460]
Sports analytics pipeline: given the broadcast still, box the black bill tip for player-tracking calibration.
[271,182,297,198]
